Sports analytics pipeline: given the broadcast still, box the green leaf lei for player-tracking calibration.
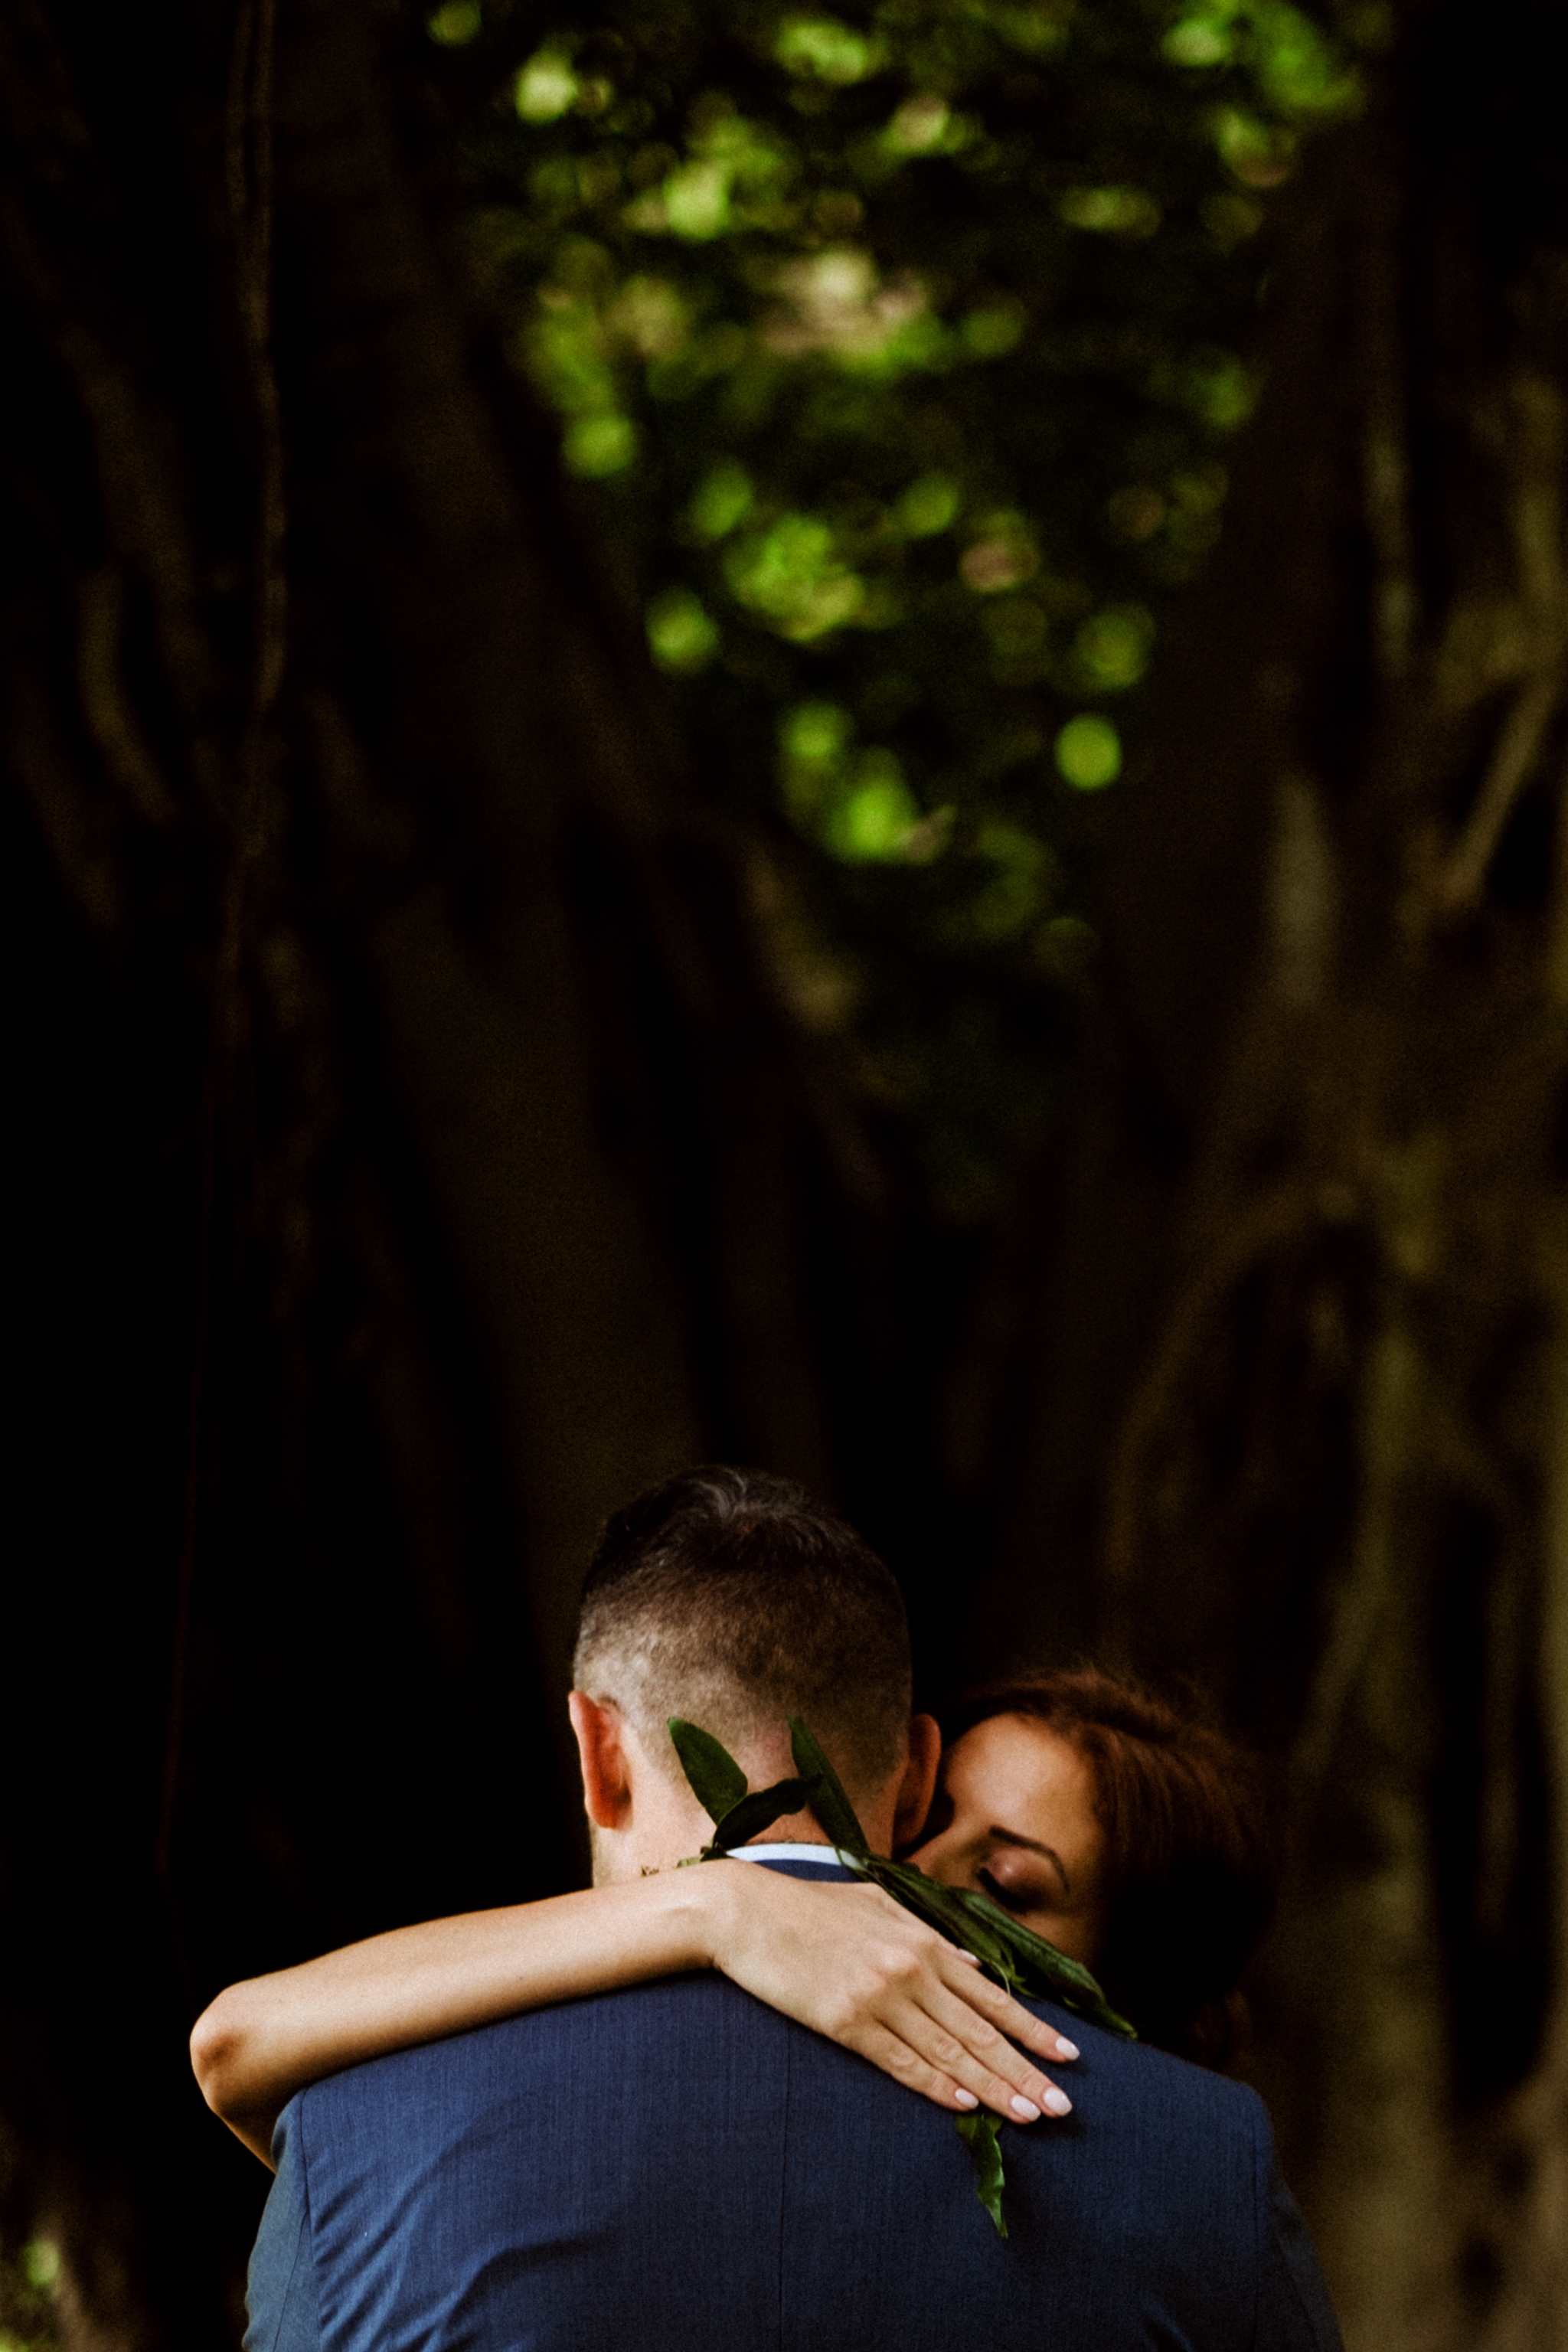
[668,1713,1135,2236]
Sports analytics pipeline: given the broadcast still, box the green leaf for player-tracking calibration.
[668,1718,749,1825]
[859,1857,1135,2040]
[710,1775,824,1851]
[956,2112,1008,2236]
[788,1715,871,1856]
[962,1891,1134,2027]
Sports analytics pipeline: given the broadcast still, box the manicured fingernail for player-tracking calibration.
[954,2088,979,2109]
[958,1950,979,1963]
[1043,2087,1073,2117]
[1010,2095,1041,2122]
[1056,2038,1080,2060]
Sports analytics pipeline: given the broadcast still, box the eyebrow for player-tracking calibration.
[989,1825,1070,1896]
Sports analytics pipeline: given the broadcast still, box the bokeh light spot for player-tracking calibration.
[960,524,1037,593]
[1185,349,1255,430]
[1057,186,1161,237]
[783,702,853,764]
[663,159,732,238]
[21,2240,61,2293]
[1055,714,1122,790]
[564,413,635,475]
[727,516,865,639]
[1075,605,1154,690]
[606,277,689,361]
[776,16,880,83]
[1214,106,1295,187]
[885,94,949,152]
[825,752,920,860]
[897,474,960,536]
[646,588,719,671]
[426,2,482,45]
[515,49,578,121]
[1163,17,1231,66]
[689,461,754,540]
[962,302,1027,357]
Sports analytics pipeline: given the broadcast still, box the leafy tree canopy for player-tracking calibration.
[429,0,1361,1216]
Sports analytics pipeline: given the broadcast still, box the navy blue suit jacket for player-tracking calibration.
[245,1861,1341,2352]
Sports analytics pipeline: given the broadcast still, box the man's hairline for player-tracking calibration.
[572,1661,881,1769]
[572,1653,912,1802]
[573,1569,915,1792]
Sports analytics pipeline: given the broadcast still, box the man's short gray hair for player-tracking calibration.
[573,1466,912,1798]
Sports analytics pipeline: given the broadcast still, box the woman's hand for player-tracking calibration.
[702,1863,1077,2122]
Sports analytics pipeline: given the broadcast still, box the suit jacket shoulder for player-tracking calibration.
[246,1970,1343,2352]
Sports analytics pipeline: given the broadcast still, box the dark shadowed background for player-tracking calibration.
[3,2,1566,2348]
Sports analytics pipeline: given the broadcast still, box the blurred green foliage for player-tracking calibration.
[0,2236,60,2352]
[436,0,1356,1217]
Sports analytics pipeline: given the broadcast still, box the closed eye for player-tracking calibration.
[977,1867,1036,1916]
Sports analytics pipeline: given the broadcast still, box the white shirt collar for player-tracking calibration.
[728,1841,862,1867]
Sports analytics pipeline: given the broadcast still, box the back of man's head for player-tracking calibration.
[573,1465,911,1804]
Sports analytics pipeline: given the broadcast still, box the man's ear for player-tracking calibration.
[892,1712,942,1848]
[567,1691,633,1832]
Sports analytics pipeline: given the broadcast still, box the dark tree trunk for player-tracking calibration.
[0,0,920,2339]
[971,5,1568,2343]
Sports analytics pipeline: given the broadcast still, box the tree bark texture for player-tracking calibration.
[967,5,1568,2344]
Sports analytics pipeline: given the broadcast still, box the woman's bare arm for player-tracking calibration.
[190,1864,1076,2167]
[191,1876,720,2162]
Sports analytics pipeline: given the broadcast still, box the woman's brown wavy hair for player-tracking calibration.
[937,1668,1278,2072]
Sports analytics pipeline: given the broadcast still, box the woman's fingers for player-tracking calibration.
[939,1952,1080,2063]
[841,2002,1072,2122]
[890,1979,1074,2120]
[844,2018,972,2109]
[825,1937,1076,2118]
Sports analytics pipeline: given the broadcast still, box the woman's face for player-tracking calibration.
[907,1713,1106,1965]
